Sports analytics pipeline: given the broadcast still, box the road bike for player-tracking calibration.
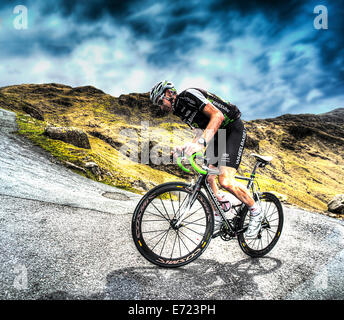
[132,152,284,268]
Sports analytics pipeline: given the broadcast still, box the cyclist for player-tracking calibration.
[150,80,263,238]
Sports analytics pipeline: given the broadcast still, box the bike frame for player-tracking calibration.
[235,161,264,200]
[175,160,265,234]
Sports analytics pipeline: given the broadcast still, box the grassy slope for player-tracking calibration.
[1,83,343,217]
[0,84,186,193]
[241,122,344,213]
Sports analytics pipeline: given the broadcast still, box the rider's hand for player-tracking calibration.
[184,142,203,157]
[172,146,183,154]
[171,145,184,161]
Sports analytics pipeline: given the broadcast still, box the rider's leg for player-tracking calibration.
[218,166,263,237]
[206,165,219,197]
[207,119,261,235]
[207,165,227,232]
[218,166,254,207]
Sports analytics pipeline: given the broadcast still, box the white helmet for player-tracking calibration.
[150,80,176,105]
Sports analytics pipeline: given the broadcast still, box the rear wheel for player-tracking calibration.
[237,192,283,257]
[132,182,214,268]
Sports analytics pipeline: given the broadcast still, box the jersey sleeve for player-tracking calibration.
[184,88,210,112]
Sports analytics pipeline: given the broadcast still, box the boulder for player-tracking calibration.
[22,104,44,121]
[44,126,91,149]
[85,161,102,176]
[328,194,344,214]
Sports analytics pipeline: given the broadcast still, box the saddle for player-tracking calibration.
[250,153,273,164]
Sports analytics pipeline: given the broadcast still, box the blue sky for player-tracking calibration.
[0,0,343,120]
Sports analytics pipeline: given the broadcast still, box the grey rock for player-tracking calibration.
[22,104,44,121]
[328,194,344,214]
[44,126,91,149]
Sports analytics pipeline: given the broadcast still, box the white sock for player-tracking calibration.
[249,202,261,216]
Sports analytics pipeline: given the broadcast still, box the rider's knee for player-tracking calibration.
[218,176,235,192]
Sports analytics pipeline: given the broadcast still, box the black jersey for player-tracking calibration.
[173,88,241,130]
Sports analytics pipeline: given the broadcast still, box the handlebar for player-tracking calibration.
[176,150,272,177]
[177,152,208,175]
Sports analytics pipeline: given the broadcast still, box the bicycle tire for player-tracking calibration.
[132,182,214,268]
[237,192,284,258]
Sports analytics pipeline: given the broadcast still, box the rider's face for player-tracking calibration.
[159,90,173,113]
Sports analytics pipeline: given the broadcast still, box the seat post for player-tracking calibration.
[247,162,260,189]
[250,162,260,178]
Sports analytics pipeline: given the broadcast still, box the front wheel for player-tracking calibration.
[132,182,214,268]
[237,192,284,258]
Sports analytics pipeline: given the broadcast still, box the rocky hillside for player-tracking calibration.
[0,83,192,193]
[241,109,344,215]
[0,83,343,216]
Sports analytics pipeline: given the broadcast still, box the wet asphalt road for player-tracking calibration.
[1,108,344,300]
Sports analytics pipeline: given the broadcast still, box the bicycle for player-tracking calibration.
[132,152,284,268]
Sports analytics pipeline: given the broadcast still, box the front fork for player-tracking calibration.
[174,175,204,228]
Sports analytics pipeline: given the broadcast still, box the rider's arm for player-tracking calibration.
[198,103,224,144]
[191,128,203,143]
[182,89,224,143]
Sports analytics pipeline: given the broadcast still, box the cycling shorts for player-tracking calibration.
[205,118,247,170]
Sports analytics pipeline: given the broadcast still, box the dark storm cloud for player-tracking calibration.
[0,21,112,58]
[252,53,270,74]
[207,0,344,87]
[319,3,344,82]
[208,0,303,33]
[39,0,141,21]
[293,0,344,101]
[209,0,303,17]
[2,0,342,61]
[0,0,30,8]
[0,0,343,118]
[4,1,340,67]
[146,35,203,67]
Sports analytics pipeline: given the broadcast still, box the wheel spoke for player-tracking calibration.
[170,230,178,259]
[178,228,199,246]
[142,229,170,235]
[149,229,169,247]
[159,226,171,256]
[169,192,176,217]
[150,202,171,222]
[176,229,191,253]
[159,197,171,221]
[183,215,206,227]
[182,225,205,237]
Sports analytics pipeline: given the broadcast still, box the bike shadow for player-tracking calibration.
[101,257,282,299]
[40,257,282,300]
[40,256,282,300]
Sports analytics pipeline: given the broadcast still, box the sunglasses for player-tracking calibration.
[156,94,167,106]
